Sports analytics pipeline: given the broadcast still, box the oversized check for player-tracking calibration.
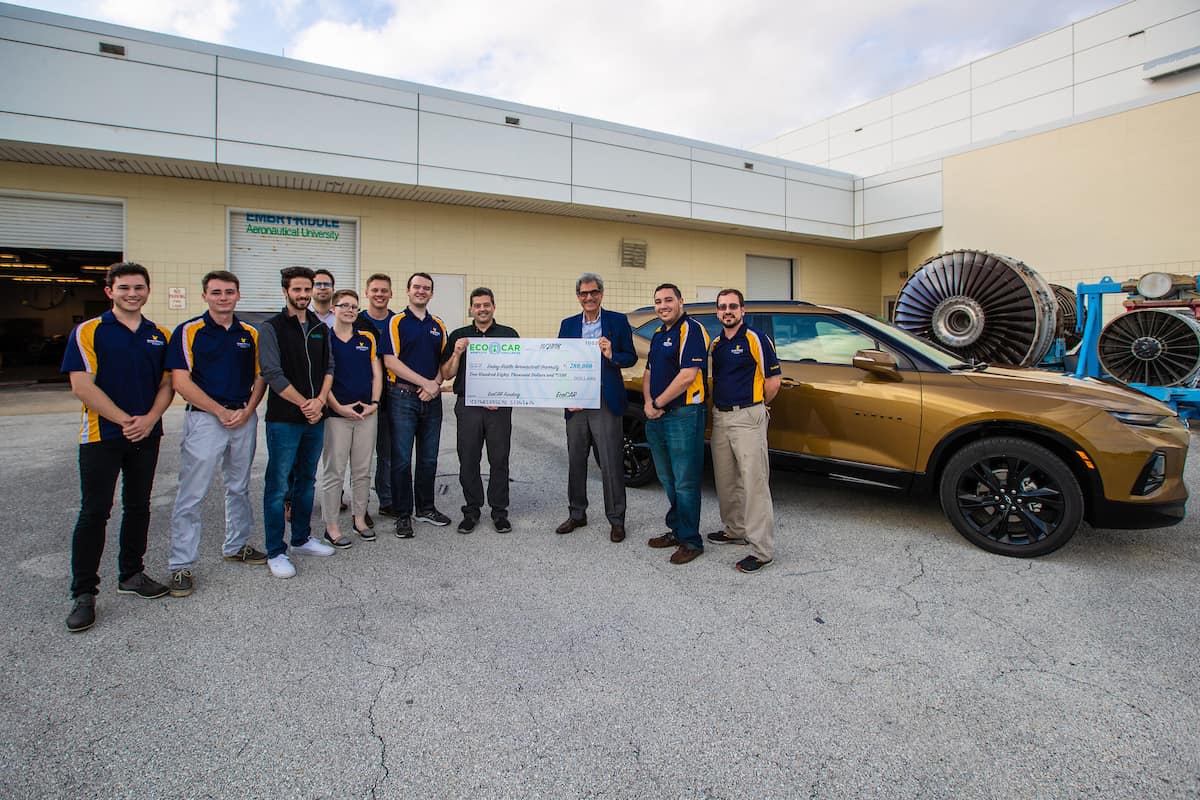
[464,338,601,408]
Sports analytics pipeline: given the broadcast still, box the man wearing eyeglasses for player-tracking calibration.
[555,273,637,543]
[706,289,781,574]
[309,269,337,327]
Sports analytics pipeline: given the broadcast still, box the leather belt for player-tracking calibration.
[715,401,762,412]
[390,380,420,393]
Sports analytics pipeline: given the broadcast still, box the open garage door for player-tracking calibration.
[0,194,123,382]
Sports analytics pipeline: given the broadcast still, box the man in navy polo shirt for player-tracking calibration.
[642,283,710,565]
[381,271,450,538]
[359,273,397,518]
[706,289,782,574]
[164,270,269,597]
[61,262,175,632]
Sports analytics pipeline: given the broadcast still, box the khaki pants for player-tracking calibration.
[710,404,774,561]
[322,414,379,527]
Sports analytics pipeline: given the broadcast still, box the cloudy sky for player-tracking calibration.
[18,0,1121,148]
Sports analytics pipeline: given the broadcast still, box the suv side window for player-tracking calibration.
[689,314,723,342]
[634,319,660,339]
[771,314,876,365]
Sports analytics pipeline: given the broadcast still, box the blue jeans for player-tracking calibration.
[264,420,325,558]
[389,387,442,517]
[645,404,705,550]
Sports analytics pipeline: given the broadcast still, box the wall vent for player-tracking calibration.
[99,42,125,56]
[620,239,647,269]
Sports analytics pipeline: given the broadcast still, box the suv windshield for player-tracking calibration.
[835,308,971,369]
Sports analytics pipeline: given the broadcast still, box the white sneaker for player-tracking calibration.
[292,538,336,557]
[267,554,296,578]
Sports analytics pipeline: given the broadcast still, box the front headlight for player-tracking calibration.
[1108,411,1169,427]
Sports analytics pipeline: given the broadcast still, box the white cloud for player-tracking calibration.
[23,0,240,44]
[287,0,1117,148]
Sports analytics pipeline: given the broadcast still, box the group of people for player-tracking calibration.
[60,264,782,633]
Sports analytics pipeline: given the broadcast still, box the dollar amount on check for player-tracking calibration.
[464,338,601,408]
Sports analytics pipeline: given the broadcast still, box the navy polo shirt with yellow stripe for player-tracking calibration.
[647,313,710,411]
[166,312,259,408]
[710,323,781,408]
[60,310,171,443]
[330,328,379,405]
[383,309,448,383]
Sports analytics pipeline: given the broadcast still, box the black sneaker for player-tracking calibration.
[707,531,748,546]
[66,595,96,633]
[169,569,194,597]
[116,572,169,599]
[457,517,477,534]
[735,555,773,574]
[394,517,414,539]
[415,508,451,526]
[493,517,512,534]
[377,505,398,518]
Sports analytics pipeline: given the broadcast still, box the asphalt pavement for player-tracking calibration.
[1,387,1197,799]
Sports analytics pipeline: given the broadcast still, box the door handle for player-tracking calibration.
[780,377,800,387]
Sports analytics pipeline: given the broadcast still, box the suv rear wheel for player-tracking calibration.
[939,437,1084,557]
[623,415,656,487]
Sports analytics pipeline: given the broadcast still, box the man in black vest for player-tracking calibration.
[258,266,337,578]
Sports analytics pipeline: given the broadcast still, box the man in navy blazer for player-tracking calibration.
[556,272,638,542]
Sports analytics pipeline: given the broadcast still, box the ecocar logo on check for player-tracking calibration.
[469,342,521,354]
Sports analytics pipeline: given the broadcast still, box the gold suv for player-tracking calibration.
[621,301,1190,557]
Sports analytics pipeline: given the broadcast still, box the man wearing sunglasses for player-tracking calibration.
[555,273,637,543]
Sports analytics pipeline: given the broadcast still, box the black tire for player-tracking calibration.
[622,414,657,488]
[939,437,1084,557]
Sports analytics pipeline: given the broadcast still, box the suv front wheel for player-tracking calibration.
[939,437,1084,557]
[623,415,657,487]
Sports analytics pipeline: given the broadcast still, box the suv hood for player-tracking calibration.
[963,367,1177,415]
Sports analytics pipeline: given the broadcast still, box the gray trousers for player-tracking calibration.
[565,407,626,525]
[168,410,258,571]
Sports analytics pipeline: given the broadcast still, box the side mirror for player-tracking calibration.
[852,349,902,381]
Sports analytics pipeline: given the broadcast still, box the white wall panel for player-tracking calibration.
[0,16,214,72]
[780,140,829,166]
[862,211,942,239]
[892,92,970,138]
[785,217,854,239]
[892,66,971,114]
[769,120,829,153]
[973,57,1073,114]
[972,27,1072,86]
[0,112,215,162]
[572,124,690,158]
[691,203,784,231]
[1074,31,1147,81]
[691,148,785,177]
[892,120,971,165]
[828,96,891,136]
[420,96,571,136]
[1073,0,1197,50]
[827,118,891,159]
[971,88,1072,141]
[1073,66,1156,114]
[861,172,940,225]
[827,144,892,176]
[571,186,691,218]
[419,112,570,184]
[1146,10,1200,56]
[419,165,571,203]
[783,167,853,191]
[691,162,784,215]
[218,57,417,108]
[218,141,417,184]
[784,180,853,225]
[1,40,214,136]
[572,139,690,200]
[218,78,417,164]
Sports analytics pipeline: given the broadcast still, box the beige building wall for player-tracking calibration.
[0,162,885,337]
[940,92,1200,308]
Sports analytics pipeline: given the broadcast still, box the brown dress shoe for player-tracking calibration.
[555,517,587,534]
[610,524,626,543]
[647,532,678,548]
[669,545,703,565]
